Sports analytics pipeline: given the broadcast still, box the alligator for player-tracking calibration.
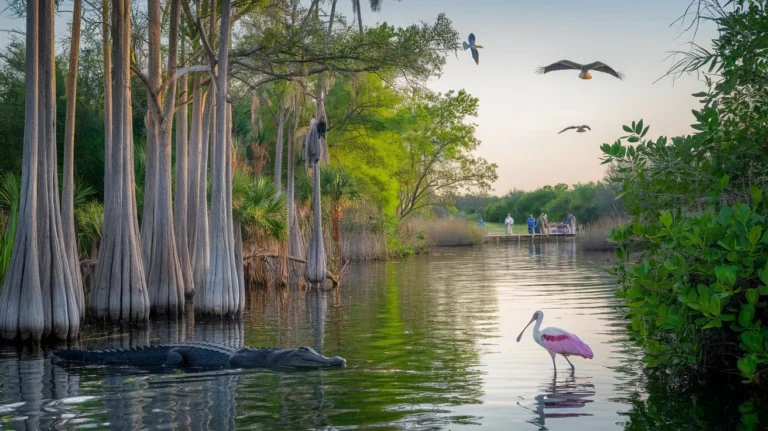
[53,342,346,370]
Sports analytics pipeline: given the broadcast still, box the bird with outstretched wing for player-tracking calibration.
[558,125,591,134]
[462,33,483,65]
[536,60,624,80]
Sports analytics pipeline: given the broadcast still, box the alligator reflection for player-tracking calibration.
[520,371,596,430]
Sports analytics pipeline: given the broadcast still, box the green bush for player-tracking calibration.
[611,195,768,382]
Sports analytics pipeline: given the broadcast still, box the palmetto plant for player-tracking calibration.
[74,201,104,258]
[232,169,287,241]
[0,172,21,281]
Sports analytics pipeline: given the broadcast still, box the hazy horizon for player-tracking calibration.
[0,0,718,194]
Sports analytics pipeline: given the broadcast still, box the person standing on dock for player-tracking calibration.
[478,218,485,229]
[527,215,536,236]
[566,213,576,234]
[542,213,550,235]
[505,214,514,236]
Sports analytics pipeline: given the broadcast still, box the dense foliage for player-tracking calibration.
[603,0,768,384]
[455,182,622,226]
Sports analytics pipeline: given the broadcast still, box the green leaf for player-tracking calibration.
[746,288,759,305]
[622,125,633,134]
[741,331,763,351]
[739,304,755,328]
[640,125,649,137]
[660,211,672,228]
[636,119,644,135]
[749,226,762,246]
[751,187,763,209]
[737,355,757,379]
[627,136,640,143]
[692,91,708,98]
[702,318,722,329]
[719,175,730,190]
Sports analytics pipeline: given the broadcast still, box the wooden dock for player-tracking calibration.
[484,233,576,243]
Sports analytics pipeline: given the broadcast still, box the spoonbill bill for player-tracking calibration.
[516,310,594,372]
[558,125,591,134]
[462,33,483,65]
[535,60,625,80]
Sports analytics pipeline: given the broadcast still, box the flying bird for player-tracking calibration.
[535,61,624,80]
[558,125,591,134]
[517,310,594,373]
[462,33,483,65]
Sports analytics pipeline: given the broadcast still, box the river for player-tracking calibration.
[0,242,755,430]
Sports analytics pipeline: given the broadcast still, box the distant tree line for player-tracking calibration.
[453,182,625,225]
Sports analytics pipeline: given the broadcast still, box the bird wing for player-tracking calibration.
[558,126,577,134]
[585,62,625,80]
[471,48,479,65]
[535,60,582,75]
[541,328,593,359]
[582,125,591,130]
[468,33,476,46]
[462,41,470,51]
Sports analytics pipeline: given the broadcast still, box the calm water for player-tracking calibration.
[0,242,754,430]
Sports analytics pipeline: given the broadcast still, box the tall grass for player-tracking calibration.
[397,218,485,251]
[579,216,628,251]
[338,201,386,261]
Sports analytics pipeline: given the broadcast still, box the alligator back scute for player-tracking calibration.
[173,343,238,368]
[54,345,176,366]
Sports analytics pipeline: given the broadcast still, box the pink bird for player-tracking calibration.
[516,310,594,373]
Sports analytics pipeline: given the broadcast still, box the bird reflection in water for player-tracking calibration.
[518,371,595,430]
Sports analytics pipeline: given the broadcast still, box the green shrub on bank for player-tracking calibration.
[611,195,768,382]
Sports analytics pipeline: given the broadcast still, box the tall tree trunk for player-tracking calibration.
[200,0,240,317]
[38,0,80,339]
[187,76,204,257]
[91,0,150,324]
[192,86,212,304]
[62,0,85,316]
[145,0,186,316]
[304,120,327,288]
[0,0,44,341]
[174,41,194,300]
[286,101,306,286]
[102,0,112,191]
[353,0,363,35]
[273,103,285,193]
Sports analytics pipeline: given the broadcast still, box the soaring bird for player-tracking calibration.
[535,61,624,80]
[558,125,591,134]
[462,33,483,65]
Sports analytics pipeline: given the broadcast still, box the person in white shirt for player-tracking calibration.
[504,214,514,235]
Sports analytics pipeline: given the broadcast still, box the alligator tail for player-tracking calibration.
[54,346,173,365]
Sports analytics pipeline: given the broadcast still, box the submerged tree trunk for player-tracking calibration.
[37,0,81,339]
[0,0,44,341]
[273,103,285,193]
[91,0,150,323]
[304,120,327,288]
[62,0,84,316]
[143,0,186,316]
[200,0,241,317]
[174,42,194,300]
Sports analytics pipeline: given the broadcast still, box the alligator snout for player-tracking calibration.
[329,356,346,368]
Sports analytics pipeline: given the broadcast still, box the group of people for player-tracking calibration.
[478,212,577,236]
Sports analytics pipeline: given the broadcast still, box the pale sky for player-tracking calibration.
[0,0,718,194]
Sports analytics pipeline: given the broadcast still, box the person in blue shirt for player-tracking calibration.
[527,215,536,235]
[477,218,485,228]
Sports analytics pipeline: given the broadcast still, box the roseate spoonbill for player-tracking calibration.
[462,33,483,65]
[535,60,625,80]
[516,310,594,372]
[558,125,591,134]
